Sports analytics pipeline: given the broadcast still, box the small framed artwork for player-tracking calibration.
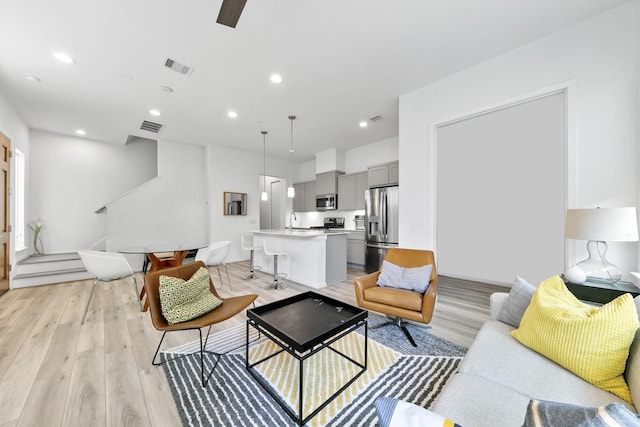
[224,192,247,215]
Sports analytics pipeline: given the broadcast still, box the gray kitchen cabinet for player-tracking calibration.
[338,174,356,210]
[389,161,399,185]
[303,181,316,211]
[315,171,343,195]
[338,172,368,210]
[293,183,305,212]
[355,172,368,209]
[347,230,365,265]
[368,162,399,187]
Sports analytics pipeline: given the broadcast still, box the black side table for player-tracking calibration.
[564,278,640,304]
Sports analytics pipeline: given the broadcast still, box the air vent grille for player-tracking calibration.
[370,115,382,122]
[140,121,163,133]
[164,58,194,76]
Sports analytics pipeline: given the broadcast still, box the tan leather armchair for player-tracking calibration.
[354,248,437,347]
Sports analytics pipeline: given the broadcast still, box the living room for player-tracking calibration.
[1,1,640,426]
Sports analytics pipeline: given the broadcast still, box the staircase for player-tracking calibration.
[13,253,93,288]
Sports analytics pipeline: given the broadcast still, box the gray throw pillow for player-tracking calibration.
[377,260,433,293]
[497,275,535,327]
[522,399,640,427]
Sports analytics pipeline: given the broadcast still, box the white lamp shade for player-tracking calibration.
[287,186,295,198]
[565,207,638,242]
[261,191,268,201]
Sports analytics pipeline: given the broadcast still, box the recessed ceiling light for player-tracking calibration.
[75,129,86,136]
[359,121,368,128]
[270,74,283,84]
[149,109,161,116]
[24,74,41,82]
[54,52,75,64]
[160,85,174,93]
[228,111,238,118]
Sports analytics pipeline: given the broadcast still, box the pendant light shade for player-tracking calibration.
[287,115,296,198]
[261,131,268,201]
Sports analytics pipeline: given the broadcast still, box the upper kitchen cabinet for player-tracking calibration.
[293,183,305,212]
[303,181,316,211]
[338,172,368,210]
[368,161,399,188]
[315,171,344,195]
[293,181,317,212]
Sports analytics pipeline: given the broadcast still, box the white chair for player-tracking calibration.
[241,235,262,279]
[262,239,288,290]
[78,250,141,324]
[195,241,232,288]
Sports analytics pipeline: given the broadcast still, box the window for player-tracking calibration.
[14,148,25,250]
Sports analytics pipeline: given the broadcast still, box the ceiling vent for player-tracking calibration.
[140,120,163,133]
[164,58,194,76]
[370,115,382,122]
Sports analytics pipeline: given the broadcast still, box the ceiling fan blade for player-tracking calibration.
[216,0,247,28]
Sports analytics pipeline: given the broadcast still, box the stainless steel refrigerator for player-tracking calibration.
[365,186,399,273]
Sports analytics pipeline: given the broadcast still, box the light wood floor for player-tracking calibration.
[0,261,507,427]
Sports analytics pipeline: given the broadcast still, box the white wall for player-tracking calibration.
[0,91,30,278]
[399,3,638,284]
[104,140,207,273]
[206,144,291,262]
[344,136,398,173]
[30,130,158,253]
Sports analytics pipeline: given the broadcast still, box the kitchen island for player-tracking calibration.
[252,229,347,289]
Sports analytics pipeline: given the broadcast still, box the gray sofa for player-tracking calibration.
[431,292,640,426]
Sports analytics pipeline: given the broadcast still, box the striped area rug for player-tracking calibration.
[162,320,464,427]
[249,332,399,426]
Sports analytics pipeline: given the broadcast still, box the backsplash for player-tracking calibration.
[290,210,365,230]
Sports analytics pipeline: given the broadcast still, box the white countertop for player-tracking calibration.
[253,229,349,237]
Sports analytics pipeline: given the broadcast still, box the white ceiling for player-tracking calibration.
[0,0,630,162]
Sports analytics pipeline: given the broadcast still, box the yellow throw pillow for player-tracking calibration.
[511,275,639,403]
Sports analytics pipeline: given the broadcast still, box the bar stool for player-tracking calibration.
[263,239,288,290]
[241,235,262,279]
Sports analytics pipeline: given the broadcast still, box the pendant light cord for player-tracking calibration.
[261,131,267,193]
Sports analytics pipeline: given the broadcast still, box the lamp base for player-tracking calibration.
[575,240,621,285]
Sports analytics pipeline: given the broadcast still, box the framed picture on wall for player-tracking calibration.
[224,192,247,215]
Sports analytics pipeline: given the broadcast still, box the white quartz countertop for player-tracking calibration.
[253,229,350,237]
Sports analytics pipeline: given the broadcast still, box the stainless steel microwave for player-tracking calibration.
[316,194,337,211]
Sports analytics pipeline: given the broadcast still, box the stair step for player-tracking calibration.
[12,270,94,288]
[18,252,80,264]
[14,267,87,280]
[17,258,85,275]
[13,252,90,288]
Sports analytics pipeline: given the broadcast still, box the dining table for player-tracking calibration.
[119,244,206,312]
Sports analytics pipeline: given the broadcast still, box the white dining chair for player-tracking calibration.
[195,241,232,288]
[78,250,141,324]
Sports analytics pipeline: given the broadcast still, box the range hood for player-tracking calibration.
[315,148,345,174]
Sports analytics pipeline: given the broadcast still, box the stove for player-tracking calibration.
[310,217,345,230]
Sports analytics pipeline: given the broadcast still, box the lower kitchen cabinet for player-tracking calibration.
[347,230,365,265]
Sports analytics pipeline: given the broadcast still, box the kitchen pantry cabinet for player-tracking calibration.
[347,230,365,265]
[292,181,317,212]
[368,161,399,188]
[338,172,368,210]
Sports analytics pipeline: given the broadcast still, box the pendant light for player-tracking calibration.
[261,131,268,201]
[287,115,296,198]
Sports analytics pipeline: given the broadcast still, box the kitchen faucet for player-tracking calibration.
[288,212,297,230]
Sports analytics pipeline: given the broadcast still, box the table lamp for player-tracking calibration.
[565,207,639,284]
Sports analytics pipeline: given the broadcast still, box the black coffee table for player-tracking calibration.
[245,291,368,426]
